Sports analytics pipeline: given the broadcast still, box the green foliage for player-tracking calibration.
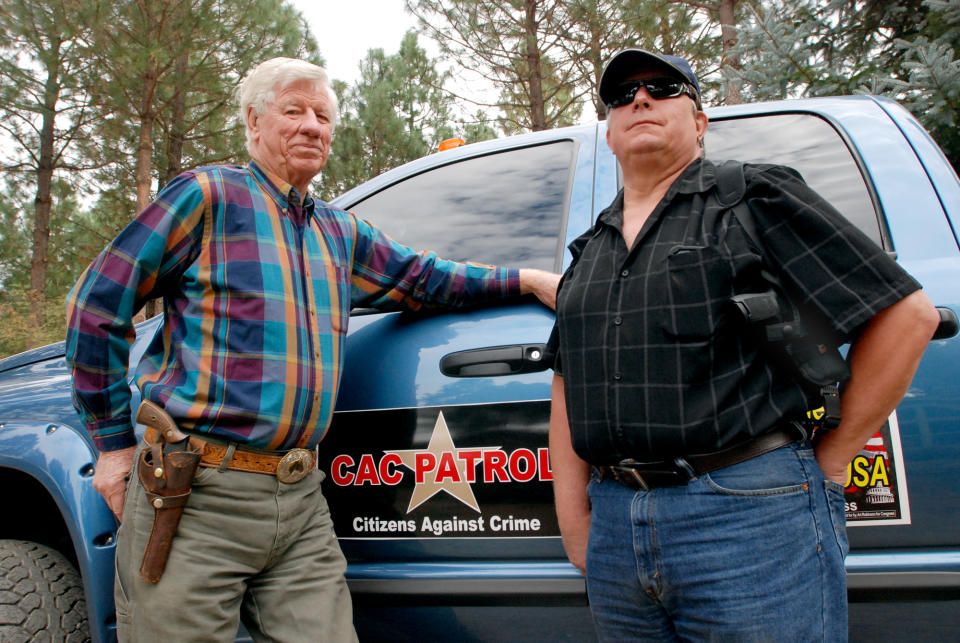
[0,175,99,356]
[0,176,99,298]
[553,0,642,119]
[0,286,72,357]
[496,48,582,134]
[460,110,500,143]
[319,32,458,199]
[728,0,859,101]
[407,0,722,123]
[729,0,960,169]
[406,0,585,131]
[150,0,323,186]
[0,176,31,290]
[0,0,320,356]
[883,0,960,170]
[83,0,321,207]
[619,1,722,102]
[0,0,102,346]
[0,0,97,173]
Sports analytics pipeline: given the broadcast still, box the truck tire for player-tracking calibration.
[0,539,89,643]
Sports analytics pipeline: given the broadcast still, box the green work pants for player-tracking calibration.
[114,453,357,642]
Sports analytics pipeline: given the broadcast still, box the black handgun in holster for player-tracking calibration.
[731,289,849,431]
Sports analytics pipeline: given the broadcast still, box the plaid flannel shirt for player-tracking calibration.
[66,162,519,452]
[549,158,920,463]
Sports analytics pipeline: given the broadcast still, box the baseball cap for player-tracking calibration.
[599,49,702,108]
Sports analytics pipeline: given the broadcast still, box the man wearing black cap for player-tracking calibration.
[548,49,938,640]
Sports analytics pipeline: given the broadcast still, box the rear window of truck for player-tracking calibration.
[706,113,883,246]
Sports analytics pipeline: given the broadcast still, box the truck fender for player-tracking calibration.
[0,420,119,642]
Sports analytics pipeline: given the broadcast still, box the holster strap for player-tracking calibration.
[143,490,191,510]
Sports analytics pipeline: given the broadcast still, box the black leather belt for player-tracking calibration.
[596,424,803,491]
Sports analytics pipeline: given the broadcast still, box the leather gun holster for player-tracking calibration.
[135,400,201,583]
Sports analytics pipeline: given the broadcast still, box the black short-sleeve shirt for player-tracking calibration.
[549,158,920,465]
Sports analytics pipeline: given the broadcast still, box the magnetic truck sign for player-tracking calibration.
[320,403,911,539]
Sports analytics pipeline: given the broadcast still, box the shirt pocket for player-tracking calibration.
[659,244,732,340]
[330,264,349,334]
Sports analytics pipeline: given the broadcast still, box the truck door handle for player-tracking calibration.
[440,344,551,377]
[934,307,959,340]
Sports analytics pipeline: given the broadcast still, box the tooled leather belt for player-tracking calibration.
[143,426,317,484]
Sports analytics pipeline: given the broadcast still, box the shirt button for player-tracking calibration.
[620,269,629,277]
[613,316,623,326]
[614,373,622,381]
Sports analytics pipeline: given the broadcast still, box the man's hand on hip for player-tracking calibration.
[93,446,137,521]
[814,290,938,484]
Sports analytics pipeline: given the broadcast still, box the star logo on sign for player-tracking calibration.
[385,412,498,514]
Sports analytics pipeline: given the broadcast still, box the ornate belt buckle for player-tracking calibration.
[276,448,315,484]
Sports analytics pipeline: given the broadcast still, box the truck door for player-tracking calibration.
[321,131,599,641]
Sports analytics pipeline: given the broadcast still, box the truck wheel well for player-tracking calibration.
[0,468,78,568]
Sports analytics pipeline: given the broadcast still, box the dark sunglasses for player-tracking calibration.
[606,77,700,109]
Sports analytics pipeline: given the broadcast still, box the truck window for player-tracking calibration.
[346,141,574,271]
[706,113,883,246]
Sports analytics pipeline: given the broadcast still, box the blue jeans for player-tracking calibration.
[585,441,849,642]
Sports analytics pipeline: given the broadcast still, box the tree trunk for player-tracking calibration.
[134,67,160,322]
[163,53,188,186]
[524,0,548,131]
[30,172,53,343]
[28,39,62,343]
[136,71,158,211]
[590,24,605,120]
[719,0,741,105]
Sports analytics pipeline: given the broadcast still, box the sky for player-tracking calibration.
[290,0,425,85]
[288,0,500,120]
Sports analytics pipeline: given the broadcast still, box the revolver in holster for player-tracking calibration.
[135,400,201,583]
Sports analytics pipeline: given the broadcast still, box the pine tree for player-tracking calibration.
[406,0,584,131]
[320,33,458,199]
[0,175,97,354]
[85,0,320,221]
[676,0,744,104]
[550,0,637,120]
[0,0,99,339]
[730,0,958,170]
[81,0,320,318]
[884,0,960,169]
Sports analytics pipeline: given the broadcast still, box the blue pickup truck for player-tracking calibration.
[0,95,958,642]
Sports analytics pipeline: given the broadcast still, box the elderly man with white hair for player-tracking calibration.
[66,57,559,641]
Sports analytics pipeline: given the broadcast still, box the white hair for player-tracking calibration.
[237,57,339,149]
